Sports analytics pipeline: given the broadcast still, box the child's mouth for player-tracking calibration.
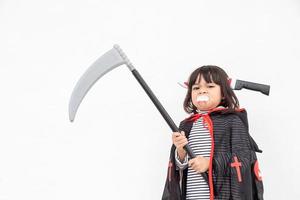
[197,95,209,103]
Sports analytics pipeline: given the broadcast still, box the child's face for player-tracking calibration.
[191,75,222,111]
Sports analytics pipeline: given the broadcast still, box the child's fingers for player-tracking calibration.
[172,132,186,141]
[189,158,196,165]
[188,158,195,167]
[172,131,188,149]
[178,141,188,149]
[175,137,187,145]
[172,132,179,141]
[173,131,185,136]
[173,132,181,137]
[179,139,188,145]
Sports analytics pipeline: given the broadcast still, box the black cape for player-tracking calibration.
[162,109,264,200]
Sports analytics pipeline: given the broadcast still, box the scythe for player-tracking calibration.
[68,44,270,160]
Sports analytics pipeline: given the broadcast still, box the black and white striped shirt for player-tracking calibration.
[175,111,211,200]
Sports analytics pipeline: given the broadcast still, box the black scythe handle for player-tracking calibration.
[131,69,197,159]
[131,69,210,182]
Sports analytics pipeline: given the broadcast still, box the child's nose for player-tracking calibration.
[199,88,208,94]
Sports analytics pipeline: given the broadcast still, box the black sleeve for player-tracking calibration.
[229,114,264,200]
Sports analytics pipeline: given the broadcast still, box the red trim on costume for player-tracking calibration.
[186,113,213,133]
[207,115,215,200]
[186,108,225,122]
[168,160,173,182]
[208,107,228,114]
[231,156,242,182]
[235,108,245,112]
[254,160,262,181]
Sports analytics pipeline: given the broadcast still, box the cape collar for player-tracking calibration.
[185,107,246,123]
[186,106,227,122]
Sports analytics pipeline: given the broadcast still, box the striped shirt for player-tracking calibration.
[175,111,211,200]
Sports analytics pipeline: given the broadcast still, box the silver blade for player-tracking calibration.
[69,47,126,122]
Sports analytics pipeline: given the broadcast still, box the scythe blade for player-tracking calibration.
[69,47,126,122]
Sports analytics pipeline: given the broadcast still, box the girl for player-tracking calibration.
[162,65,264,200]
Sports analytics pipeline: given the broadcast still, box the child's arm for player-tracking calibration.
[174,148,188,170]
[176,147,187,162]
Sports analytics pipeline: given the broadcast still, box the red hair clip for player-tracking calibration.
[177,81,188,89]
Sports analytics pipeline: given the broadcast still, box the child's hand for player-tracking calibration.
[188,156,210,173]
[172,131,188,150]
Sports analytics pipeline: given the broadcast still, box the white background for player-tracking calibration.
[1,0,299,199]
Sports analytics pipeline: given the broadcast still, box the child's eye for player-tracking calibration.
[208,85,215,88]
[192,87,199,90]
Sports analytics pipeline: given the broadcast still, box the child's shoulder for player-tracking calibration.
[214,108,248,124]
[217,108,249,129]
